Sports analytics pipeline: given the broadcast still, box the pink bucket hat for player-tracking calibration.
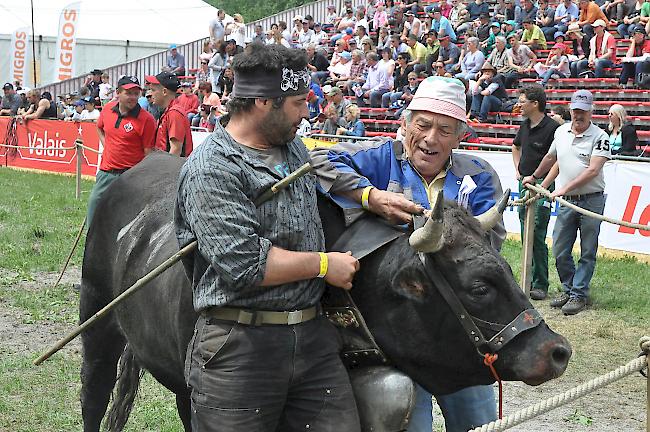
[407,76,467,123]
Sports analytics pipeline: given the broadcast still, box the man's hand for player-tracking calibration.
[367,188,425,224]
[521,175,536,186]
[325,251,360,290]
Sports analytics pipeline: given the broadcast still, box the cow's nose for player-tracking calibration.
[549,341,572,372]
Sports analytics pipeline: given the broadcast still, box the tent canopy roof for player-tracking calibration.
[1,0,220,44]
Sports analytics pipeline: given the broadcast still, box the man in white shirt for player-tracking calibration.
[356,52,392,107]
[523,90,611,316]
[298,19,315,47]
[208,9,227,42]
[402,11,422,39]
[311,23,328,45]
[80,97,100,121]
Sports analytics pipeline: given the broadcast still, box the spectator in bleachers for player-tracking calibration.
[98,73,114,106]
[291,15,304,38]
[389,34,410,60]
[305,14,315,29]
[0,83,22,116]
[475,13,492,42]
[538,0,558,40]
[439,35,462,72]
[355,25,369,46]
[306,90,322,121]
[578,0,609,40]
[377,27,391,51]
[298,19,315,47]
[393,71,421,116]
[516,0,539,27]
[374,4,389,29]
[226,14,246,47]
[361,37,375,54]
[208,9,227,43]
[554,32,568,46]
[208,42,226,93]
[197,104,215,131]
[336,104,365,136]
[455,8,473,35]
[504,19,518,41]
[553,0,581,34]
[424,31,441,73]
[467,0,490,21]
[534,42,570,86]
[179,82,200,123]
[449,0,467,28]
[483,22,504,54]
[327,50,354,86]
[402,11,423,40]
[617,0,648,37]
[574,19,618,77]
[356,52,392,107]
[431,7,457,41]
[620,26,650,86]
[19,90,58,120]
[218,66,234,102]
[382,52,414,106]
[65,99,85,122]
[494,0,510,21]
[193,82,223,126]
[512,84,559,301]
[433,60,452,76]
[378,47,397,77]
[455,37,485,79]
[355,10,369,33]
[85,69,102,104]
[194,59,210,90]
[406,33,428,72]
[607,103,640,154]
[521,18,548,50]
[325,4,338,28]
[279,21,292,45]
[80,97,100,122]
[489,36,519,87]
[311,23,328,45]
[338,8,357,32]
[165,45,186,76]
[323,86,350,130]
[602,0,627,23]
[252,24,265,43]
[567,23,591,76]
[307,44,331,83]
[550,105,571,124]
[470,62,507,122]
[199,41,214,64]
[271,28,292,48]
[508,33,538,76]
[140,90,163,120]
[342,50,368,93]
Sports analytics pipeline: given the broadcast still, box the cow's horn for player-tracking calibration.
[409,190,445,253]
[474,189,511,231]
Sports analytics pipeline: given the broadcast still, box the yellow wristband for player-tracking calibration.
[361,186,374,210]
[317,252,328,279]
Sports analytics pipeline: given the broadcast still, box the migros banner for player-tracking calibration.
[9,27,31,87]
[54,2,81,83]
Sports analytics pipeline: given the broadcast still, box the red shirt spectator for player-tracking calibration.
[98,99,156,171]
[155,98,194,156]
[177,84,200,114]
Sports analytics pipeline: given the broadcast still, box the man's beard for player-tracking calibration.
[258,106,297,147]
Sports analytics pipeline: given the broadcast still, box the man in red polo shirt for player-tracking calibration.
[86,75,156,226]
[146,71,194,157]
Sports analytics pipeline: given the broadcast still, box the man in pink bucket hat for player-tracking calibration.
[310,76,506,432]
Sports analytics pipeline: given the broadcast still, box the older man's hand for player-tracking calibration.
[368,189,425,224]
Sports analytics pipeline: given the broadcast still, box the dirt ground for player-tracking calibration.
[1,269,647,432]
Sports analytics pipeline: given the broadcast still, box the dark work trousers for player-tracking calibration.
[518,180,553,293]
[185,314,361,432]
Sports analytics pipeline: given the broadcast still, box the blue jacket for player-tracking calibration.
[310,138,506,249]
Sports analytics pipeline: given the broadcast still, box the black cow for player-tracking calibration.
[79,152,571,431]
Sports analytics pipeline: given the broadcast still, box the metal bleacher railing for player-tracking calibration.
[36,0,345,99]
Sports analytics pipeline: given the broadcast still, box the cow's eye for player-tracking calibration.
[470,285,489,297]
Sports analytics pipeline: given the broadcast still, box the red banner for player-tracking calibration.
[0,118,101,176]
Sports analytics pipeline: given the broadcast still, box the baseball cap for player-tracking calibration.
[404,10,414,16]
[117,75,142,90]
[74,100,85,107]
[3,83,13,90]
[181,81,192,87]
[293,15,303,21]
[90,69,102,75]
[145,72,180,91]
[340,51,352,60]
[327,86,342,96]
[634,26,647,35]
[505,20,517,26]
[593,19,606,28]
[480,13,490,19]
[408,76,467,123]
[431,6,441,13]
[490,22,501,28]
[570,90,593,111]
[554,42,567,52]
[82,97,94,104]
[169,43,178,49]
[345,27,354,35]
[307,89,316,100]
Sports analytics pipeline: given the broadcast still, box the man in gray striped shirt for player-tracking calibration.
[175,43,361,431]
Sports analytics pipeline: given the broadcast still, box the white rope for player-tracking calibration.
[470,337,650,432]
[525,183,650,231]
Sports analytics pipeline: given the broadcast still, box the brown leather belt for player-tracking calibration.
[203,306,318,326]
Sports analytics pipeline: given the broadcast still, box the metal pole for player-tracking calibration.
[33,162,313,365]
[520,197,535,295]
[30,0,37,87]
[75,139,82,200]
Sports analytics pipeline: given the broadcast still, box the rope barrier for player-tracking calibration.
[470,337,650,432]
[525,183,650,231]
[0,143,77,151]
[76,143,102,154]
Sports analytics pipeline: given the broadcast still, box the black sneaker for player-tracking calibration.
[550,292,570,308]
[529,289,547,300]
[562,297,588,315]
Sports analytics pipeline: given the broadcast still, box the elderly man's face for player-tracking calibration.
[571,108,592,133]
[404,111,461,180]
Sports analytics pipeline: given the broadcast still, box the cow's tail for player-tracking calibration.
[105,344,143,432]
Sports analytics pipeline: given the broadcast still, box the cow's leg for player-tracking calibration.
[79,284,125,432]
[176,392,192,432]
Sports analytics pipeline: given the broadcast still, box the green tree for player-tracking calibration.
[204,0,310,22]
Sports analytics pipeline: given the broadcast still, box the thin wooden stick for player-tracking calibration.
[52,217,86,290]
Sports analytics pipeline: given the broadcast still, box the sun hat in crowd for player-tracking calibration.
[566,23,582,35]
[570,90,594,111]
[554,31,566,40]
[407,76,467,123]
[592,19,606,28]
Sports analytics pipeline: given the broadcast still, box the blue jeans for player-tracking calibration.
[471,94,503,122]
[382,91,403,108]
[312,71,330,85]
[408,383,497,432]
[358,88,390,108]
[617,23,636,38]
[552,192,606,300]
[620,60,650,85]
[540,69,568,86]
[575,58,615,78]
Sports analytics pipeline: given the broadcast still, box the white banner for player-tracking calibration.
[53,2,81,83]
[9,27,31,87]
[459,150,650,255]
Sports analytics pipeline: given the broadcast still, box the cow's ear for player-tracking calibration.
[392,270,429,302]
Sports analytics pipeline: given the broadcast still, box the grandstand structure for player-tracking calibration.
[36,0,650,156]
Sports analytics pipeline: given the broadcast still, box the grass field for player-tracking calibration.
[0,167,648,431]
